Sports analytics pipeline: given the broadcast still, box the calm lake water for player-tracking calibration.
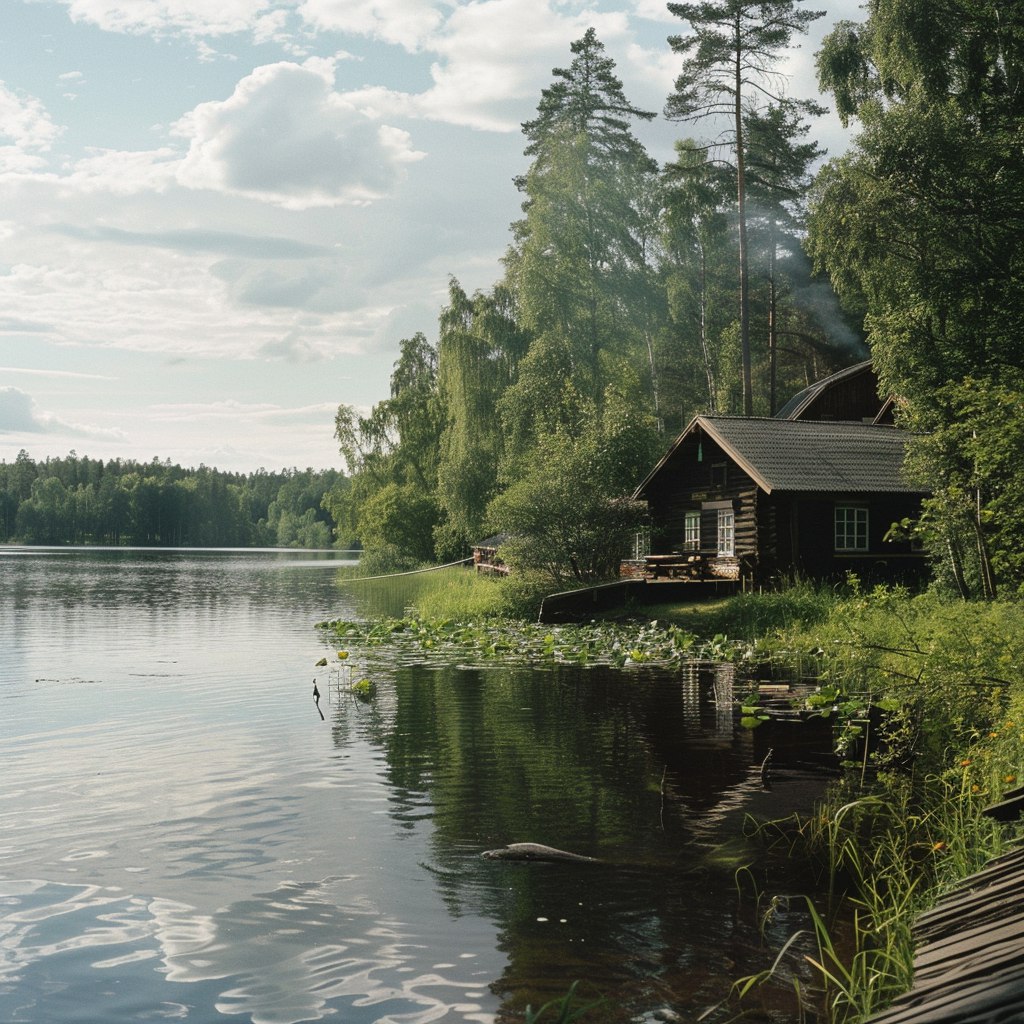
[1,548,834,1024]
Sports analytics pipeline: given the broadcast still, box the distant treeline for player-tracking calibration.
[0,450,349,548]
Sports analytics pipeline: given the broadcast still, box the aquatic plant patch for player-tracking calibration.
[316,615,759,670]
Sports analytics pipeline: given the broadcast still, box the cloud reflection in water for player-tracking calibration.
[0,876,496,1024]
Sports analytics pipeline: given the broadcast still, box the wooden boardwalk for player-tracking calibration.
[867,787,1024,1024]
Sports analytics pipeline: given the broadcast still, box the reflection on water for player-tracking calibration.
[0,549,834,1024]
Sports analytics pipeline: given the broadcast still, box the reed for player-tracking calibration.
[524,982,604,1024]
[737,764,1017,1023]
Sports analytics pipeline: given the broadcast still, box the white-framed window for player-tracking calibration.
[717,508,735,556]
[683,511,700,551]
[835,506,869,552]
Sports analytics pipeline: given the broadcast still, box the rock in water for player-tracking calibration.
[481,842,601,864]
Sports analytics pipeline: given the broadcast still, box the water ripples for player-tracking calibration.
[1,550,835,1023]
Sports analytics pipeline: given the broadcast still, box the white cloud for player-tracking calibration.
[416,1,632,131]
[148,398,338,422]
[0,82,63,173]
[0,386,48,433]
[630,0,676,21]
[67,147,180,194]
[297,0,444,51]
[0,230,373,363]
[59,0,279,38]
[174,59,425,209]
[0,366,116,379]
[0,385,126,439]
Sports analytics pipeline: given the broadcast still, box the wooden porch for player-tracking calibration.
[643,552,708,581]
[640,551,748,585]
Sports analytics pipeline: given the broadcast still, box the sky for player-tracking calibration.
[0,0,863,474]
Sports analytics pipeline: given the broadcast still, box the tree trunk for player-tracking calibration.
[768,224,778,416]
[734,25,753,416]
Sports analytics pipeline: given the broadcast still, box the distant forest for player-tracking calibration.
[0,450,348,548]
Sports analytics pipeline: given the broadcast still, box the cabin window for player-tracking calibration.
[835,506,869,552]
[717,509,735,556]
[710,461,727,487]
[683,511,700,551]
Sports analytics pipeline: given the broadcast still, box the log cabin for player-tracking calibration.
[633,364,929,588]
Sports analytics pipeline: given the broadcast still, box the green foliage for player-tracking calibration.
[0,450,343,548]
[334,333,447,564]
[319,613,752,670]
[628,579,837,640]
[351,677,376,702]
[355,482,440,566]
[487,397,657,587]
[665,0,826,414]
[902,375,1024,597]
[501,29,662,442]
[810,1,1024,593]
[340,566,508,620]
[435,280,527,549]
[761,587,1024,774]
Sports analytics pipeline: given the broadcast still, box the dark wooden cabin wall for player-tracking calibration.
[645,434,759,557]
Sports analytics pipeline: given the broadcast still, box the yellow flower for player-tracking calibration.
[960,759,972,766]
[337,650,349,660]
[1005,774,1017,784]
[932,841,946,852]
[971,784,981,793]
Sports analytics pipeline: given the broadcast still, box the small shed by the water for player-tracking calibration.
[472,533,509,575]
[632,416,929,588]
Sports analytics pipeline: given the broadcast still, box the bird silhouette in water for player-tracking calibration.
[313,680,321,705]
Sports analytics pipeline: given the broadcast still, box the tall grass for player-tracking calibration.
[339,565,509,620]
[626,579,838,642]
[738,765,1017,1023]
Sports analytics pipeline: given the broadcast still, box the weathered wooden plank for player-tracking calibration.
[868,969,1024,1023]
[867,841,1024,1024]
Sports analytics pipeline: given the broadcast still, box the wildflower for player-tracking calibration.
[932,841,946,852]
[338,650,349,660]
[990,732,1000,738]
[960,759,971,766]
[971,785,981,793]
[1005,774,1017,784]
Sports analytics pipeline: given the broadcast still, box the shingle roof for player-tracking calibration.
[635,416,929,497]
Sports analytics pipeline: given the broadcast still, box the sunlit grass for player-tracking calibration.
[338,565,509,620]
[624,581,837,640]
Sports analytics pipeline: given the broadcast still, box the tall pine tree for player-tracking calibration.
[665,0,824,415]
[502,28,660,440]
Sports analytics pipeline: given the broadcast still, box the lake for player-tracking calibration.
[0,548,834,1024]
